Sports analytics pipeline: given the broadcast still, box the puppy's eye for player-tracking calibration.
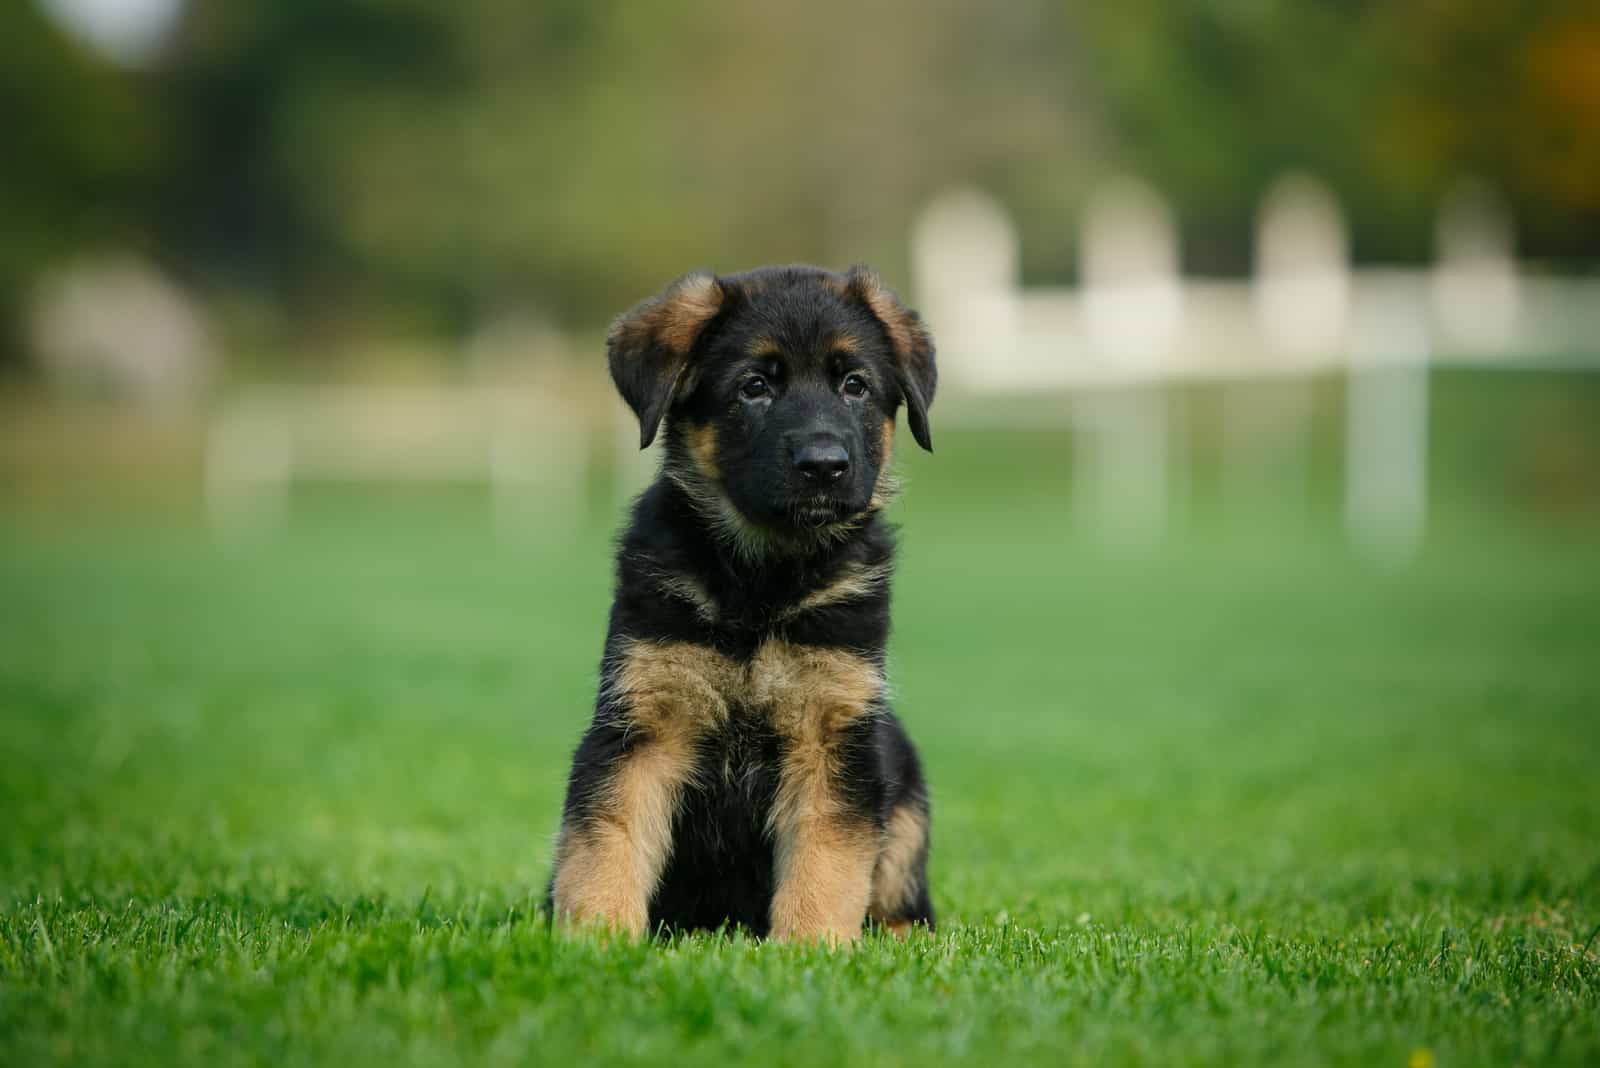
[841,373,870,398]
[740,375,771,400]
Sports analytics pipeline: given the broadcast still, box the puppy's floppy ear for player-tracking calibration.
[607,271,729,449]
[845,265,937,452]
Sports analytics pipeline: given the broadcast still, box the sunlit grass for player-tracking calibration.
[2,414,1598,1066]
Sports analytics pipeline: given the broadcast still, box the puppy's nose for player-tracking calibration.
[793,440,850,482]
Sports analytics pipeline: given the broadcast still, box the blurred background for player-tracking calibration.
[3,0,1600,999]
[3,11,1600,1061]
[3,0,1599,549]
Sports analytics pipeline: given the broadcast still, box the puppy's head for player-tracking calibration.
[608,265,935,550]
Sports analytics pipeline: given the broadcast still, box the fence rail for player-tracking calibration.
[204,177,1598,561]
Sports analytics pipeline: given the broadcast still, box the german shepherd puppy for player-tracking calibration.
[548,265,936,942]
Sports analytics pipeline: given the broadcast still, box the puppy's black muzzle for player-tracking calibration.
[788,433,851,484]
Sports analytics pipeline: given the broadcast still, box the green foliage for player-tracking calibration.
[9,0,1598,356]
[1074,0,1600,268]
[0,4,158,362]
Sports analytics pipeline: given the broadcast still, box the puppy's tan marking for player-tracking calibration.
[606,272,725,411]
[748,337,784,361]
[868,802,928,928]
[550,735,694,936]
[553,640,742,933]
[749,640,883,735]
[753,640,884,942]
[828,331,864,357]
[559,639,895,942]
[869,418,899,512]
[685,423,721,481]
[607,273,724,359]
[654,273,724,355]
[608,638,742,733]
[777,560,892,622]
[845,268,930,377]
[768,807,878,944]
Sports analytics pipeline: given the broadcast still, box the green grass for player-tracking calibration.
[3,400,1600,1066]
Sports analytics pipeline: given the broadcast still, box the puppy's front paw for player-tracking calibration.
[550,832,651,940]
[768,919,861,946]
[553,894,648,940]
[768,885,867,945]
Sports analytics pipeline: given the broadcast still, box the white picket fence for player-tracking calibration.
[911,177,1599,562]
[914,179,1596,392]
[205,385,585,540]
[205,175,1599,560]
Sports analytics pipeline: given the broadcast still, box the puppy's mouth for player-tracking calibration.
[788,495,852,529]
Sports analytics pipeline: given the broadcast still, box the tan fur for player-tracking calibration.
[777,561,893,622]
[605,639,880,737]
[558,638,889,942]
[868,418,899,512]
[867,482,899,514]
[754,641,884,942]
[846,267,933,393]
[748,337,784,360]
[860,283,916,361]
[686,423,721,481]
[829,331,865,356]
[550,736,696,937]
[868,803,928,926]
[607,272,724,363]
[768,810,878,944]
[607,638,743,733]
[553,640,746,934]
[656,273,725,355]
[749,641,883,735]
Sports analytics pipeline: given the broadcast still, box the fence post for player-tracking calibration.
[1431,179,1519,355]
[1345,277,1431,565]
[910,188,1021,389]
[490,396,586,541]
[1234,174,1349,521]
[205,394,292,541]
[1075,176,1182,548]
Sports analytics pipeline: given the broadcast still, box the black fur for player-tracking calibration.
[549,265,936,938]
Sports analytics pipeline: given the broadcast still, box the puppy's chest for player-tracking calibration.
[694,711,782,807]
[651,555,887,648]
[613,636,883,741]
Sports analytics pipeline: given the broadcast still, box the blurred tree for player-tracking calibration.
[0,3,156,365]
[152,0,1088,339]
[1372,0,1600,261]
[149,0,471,337]
[4,0,1597,367]
[1075,0,1600,271]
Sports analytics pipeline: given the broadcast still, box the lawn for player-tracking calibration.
[2,378,1599,1066]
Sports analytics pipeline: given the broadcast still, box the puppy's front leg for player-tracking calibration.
[768,808,879,944]
[550,722,692,937]
[759,643,887,944]
[766,732,880,944]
